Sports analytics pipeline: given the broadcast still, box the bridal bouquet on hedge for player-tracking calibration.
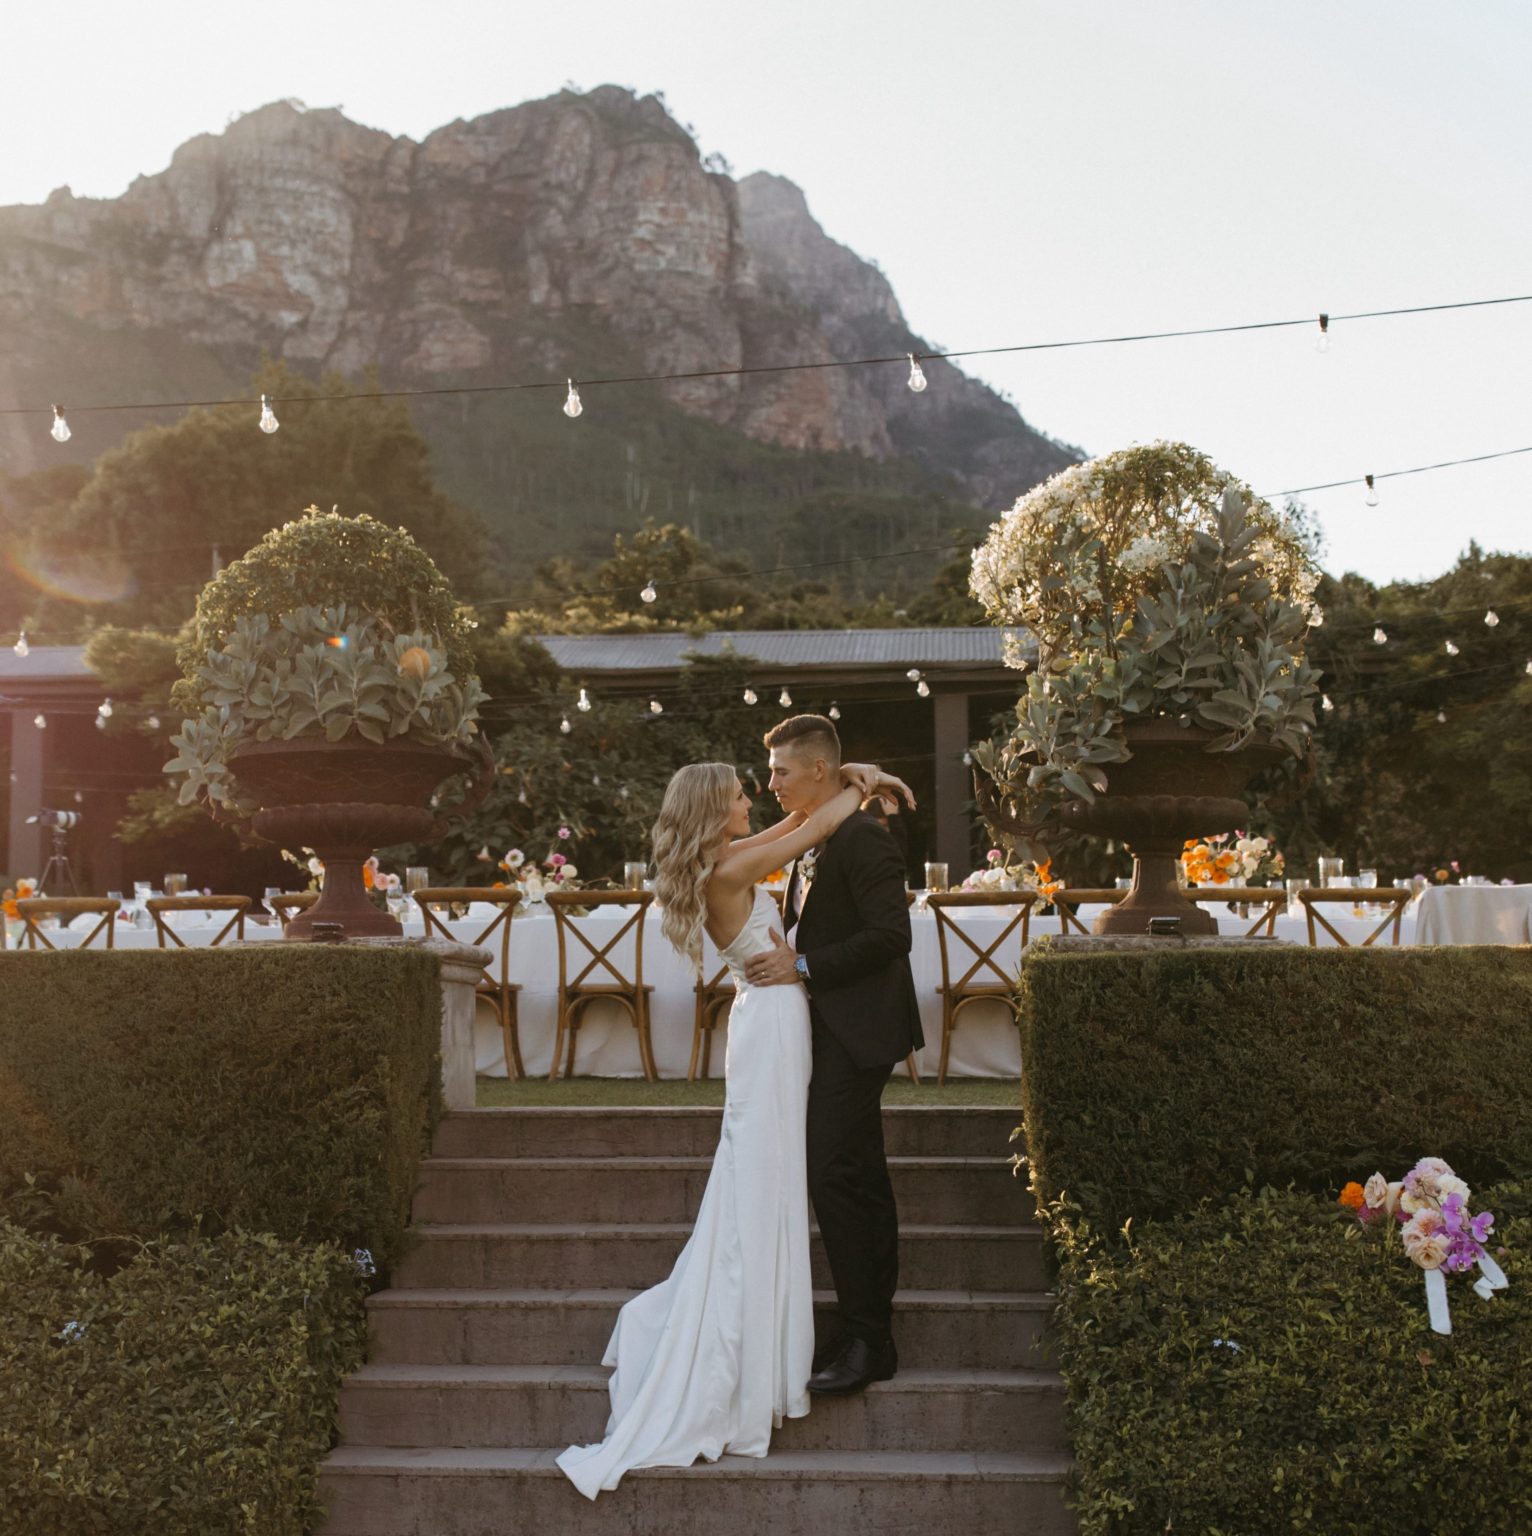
[1339,1156,1509,1334]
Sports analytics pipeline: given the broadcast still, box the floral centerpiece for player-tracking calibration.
[960,849,1063,901]
[1339,1156,1509,1335]
[499,827,581,902]
[967,441,1322,934]
[1180,833,1285,886]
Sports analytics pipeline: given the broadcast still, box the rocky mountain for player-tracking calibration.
[0,86,1075,573]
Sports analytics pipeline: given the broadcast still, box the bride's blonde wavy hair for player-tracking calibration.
[651,762,738,972]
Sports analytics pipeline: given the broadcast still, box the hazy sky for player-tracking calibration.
[3,0,1528,584]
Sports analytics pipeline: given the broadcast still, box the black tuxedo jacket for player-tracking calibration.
[786,810,925,1069]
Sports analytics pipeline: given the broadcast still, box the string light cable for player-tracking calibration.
[10,292,1531,427]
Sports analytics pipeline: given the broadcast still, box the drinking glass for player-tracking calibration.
[1316,857,1344,887]
[1409,874,1429,901]
[262,886,282,919]
[1114,877,1133,891]
[623,861,648,891]
[1358,867,1378,893]
[923,862,949,893]
[164,872,188,896]
[1285,877,1306,914]
[1465,874,1491,887]
[405,866,430,893]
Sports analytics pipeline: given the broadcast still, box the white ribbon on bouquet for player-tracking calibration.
[1424,1252,1510,1335]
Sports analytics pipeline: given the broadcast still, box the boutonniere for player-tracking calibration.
[798,847,820,891]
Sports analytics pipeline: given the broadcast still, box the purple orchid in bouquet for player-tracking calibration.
[1343,1155,1509,1333]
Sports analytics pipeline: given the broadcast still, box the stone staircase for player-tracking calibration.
[319,1106,1073,1534]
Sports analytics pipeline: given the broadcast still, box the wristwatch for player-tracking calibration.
[794,954,811,982]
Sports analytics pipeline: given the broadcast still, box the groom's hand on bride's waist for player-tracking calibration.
[744,930,802,987]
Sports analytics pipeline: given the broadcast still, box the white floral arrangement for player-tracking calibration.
[498,826,579,900]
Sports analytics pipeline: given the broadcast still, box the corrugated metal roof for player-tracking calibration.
[535,628,1029,672]
[0,645,95,682]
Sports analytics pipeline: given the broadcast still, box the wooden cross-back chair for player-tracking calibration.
[546,890,657,1081]
[146,895,251,948]
[1053,888,1127,935]
[925,890,1039,1085]
[15,897,117,950]
[1299,886,1411,947]
[414,887,526,1079]
[268,892,319,929]
[1186,887,1287,938]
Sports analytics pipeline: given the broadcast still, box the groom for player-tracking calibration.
[744,713,924,1395]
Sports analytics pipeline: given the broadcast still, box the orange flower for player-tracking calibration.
[1338,1181,1366,1211]
[398,646,432,679]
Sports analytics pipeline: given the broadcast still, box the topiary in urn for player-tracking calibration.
[165,508,492,939]
[968,442,1322,935]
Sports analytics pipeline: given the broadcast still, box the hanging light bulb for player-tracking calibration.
[146,714,161,730]
[961,751,973,766]
[559,716,572,734]
[779,687,793,708]
[563,380,583,418]
[1315,313,1331,355]
[828,702,840,720]
[649,698,664,714]
[258,394,279,434]
[1364,474,1379,508]
[1445,640,1460,656]
[50,405,71,443]
[12,631,28,658]
[906,668,922,681]
[1485,609,1501,628]
[906,352,928,393]
[639,578,658,604]
[1373,627,1388,645]
[577,687,592,712]
[742,687,758,706]
[97,698,113,718]
[33,713,46,729]
[1321,694,1335,712]
[1436,710,1447,724]
[916,679,931,698]
[95,715,107,730]
[1525,660,1532,676]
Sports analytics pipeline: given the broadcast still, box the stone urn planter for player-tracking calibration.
[1056,719,1284,935]
[228,736,494,941]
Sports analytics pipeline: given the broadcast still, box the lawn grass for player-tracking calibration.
[475,1076,1021,1108]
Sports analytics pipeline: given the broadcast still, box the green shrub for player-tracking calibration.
[1053,1184,1532,1535]
[0,1221,367,1536]
[1018,943,1532,1230]
[0,946,441,1268]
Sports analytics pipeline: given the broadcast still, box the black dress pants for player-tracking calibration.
[806,1015,899,1343]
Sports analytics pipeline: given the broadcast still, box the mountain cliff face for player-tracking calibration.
[0,86,1074,560]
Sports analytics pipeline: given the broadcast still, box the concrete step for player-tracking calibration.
[367,1288,1053,1370]
[412,1156,1025,1227]
[433,1105,1021,1161]
[318,1445,1075,1536]
[397,1221,1045,1293]
[338,1362,1066,1455]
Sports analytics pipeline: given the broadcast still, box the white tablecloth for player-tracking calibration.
[14,893,1448,1080]
[1414,885,1532,945]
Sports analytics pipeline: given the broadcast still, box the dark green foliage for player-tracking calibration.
[1052,1185,1532,1535]
[0,946,441,1268]
[0,1223,367,1536]
[1018,943,1532,1232]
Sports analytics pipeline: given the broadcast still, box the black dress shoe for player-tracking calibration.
[808,1336,897,1396]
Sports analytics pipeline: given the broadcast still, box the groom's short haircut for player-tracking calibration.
[764,713,841,766]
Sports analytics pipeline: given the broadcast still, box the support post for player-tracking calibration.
[7,710,45,877]
[932,690,972,875]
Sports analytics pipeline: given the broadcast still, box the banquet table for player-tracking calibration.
[17,893,1437,1080]
[1414,884,1532,946]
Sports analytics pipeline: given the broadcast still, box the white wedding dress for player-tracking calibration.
[557,887,815,1498]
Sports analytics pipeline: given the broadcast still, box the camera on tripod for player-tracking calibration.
[26,809,81,831]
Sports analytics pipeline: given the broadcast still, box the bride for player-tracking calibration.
[557,757,913,1498]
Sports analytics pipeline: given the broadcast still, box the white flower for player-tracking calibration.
[1435,1174,1471,1205]
[1363,1173,1389,1209]
[503,849,525,870]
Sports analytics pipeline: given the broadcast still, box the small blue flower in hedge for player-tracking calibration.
[352,1248,377,1277]
[1211,1337,1241,1353]
[57,1320,86,1342]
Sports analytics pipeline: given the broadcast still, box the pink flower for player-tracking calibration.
[548,853,567,869]
[558,826,572,840]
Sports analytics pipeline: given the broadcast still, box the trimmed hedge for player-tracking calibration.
[0,946,442,1269]
[1053,1185,1532,1535]
[0,1221,367,1535]
[1018,943,1532,1231]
